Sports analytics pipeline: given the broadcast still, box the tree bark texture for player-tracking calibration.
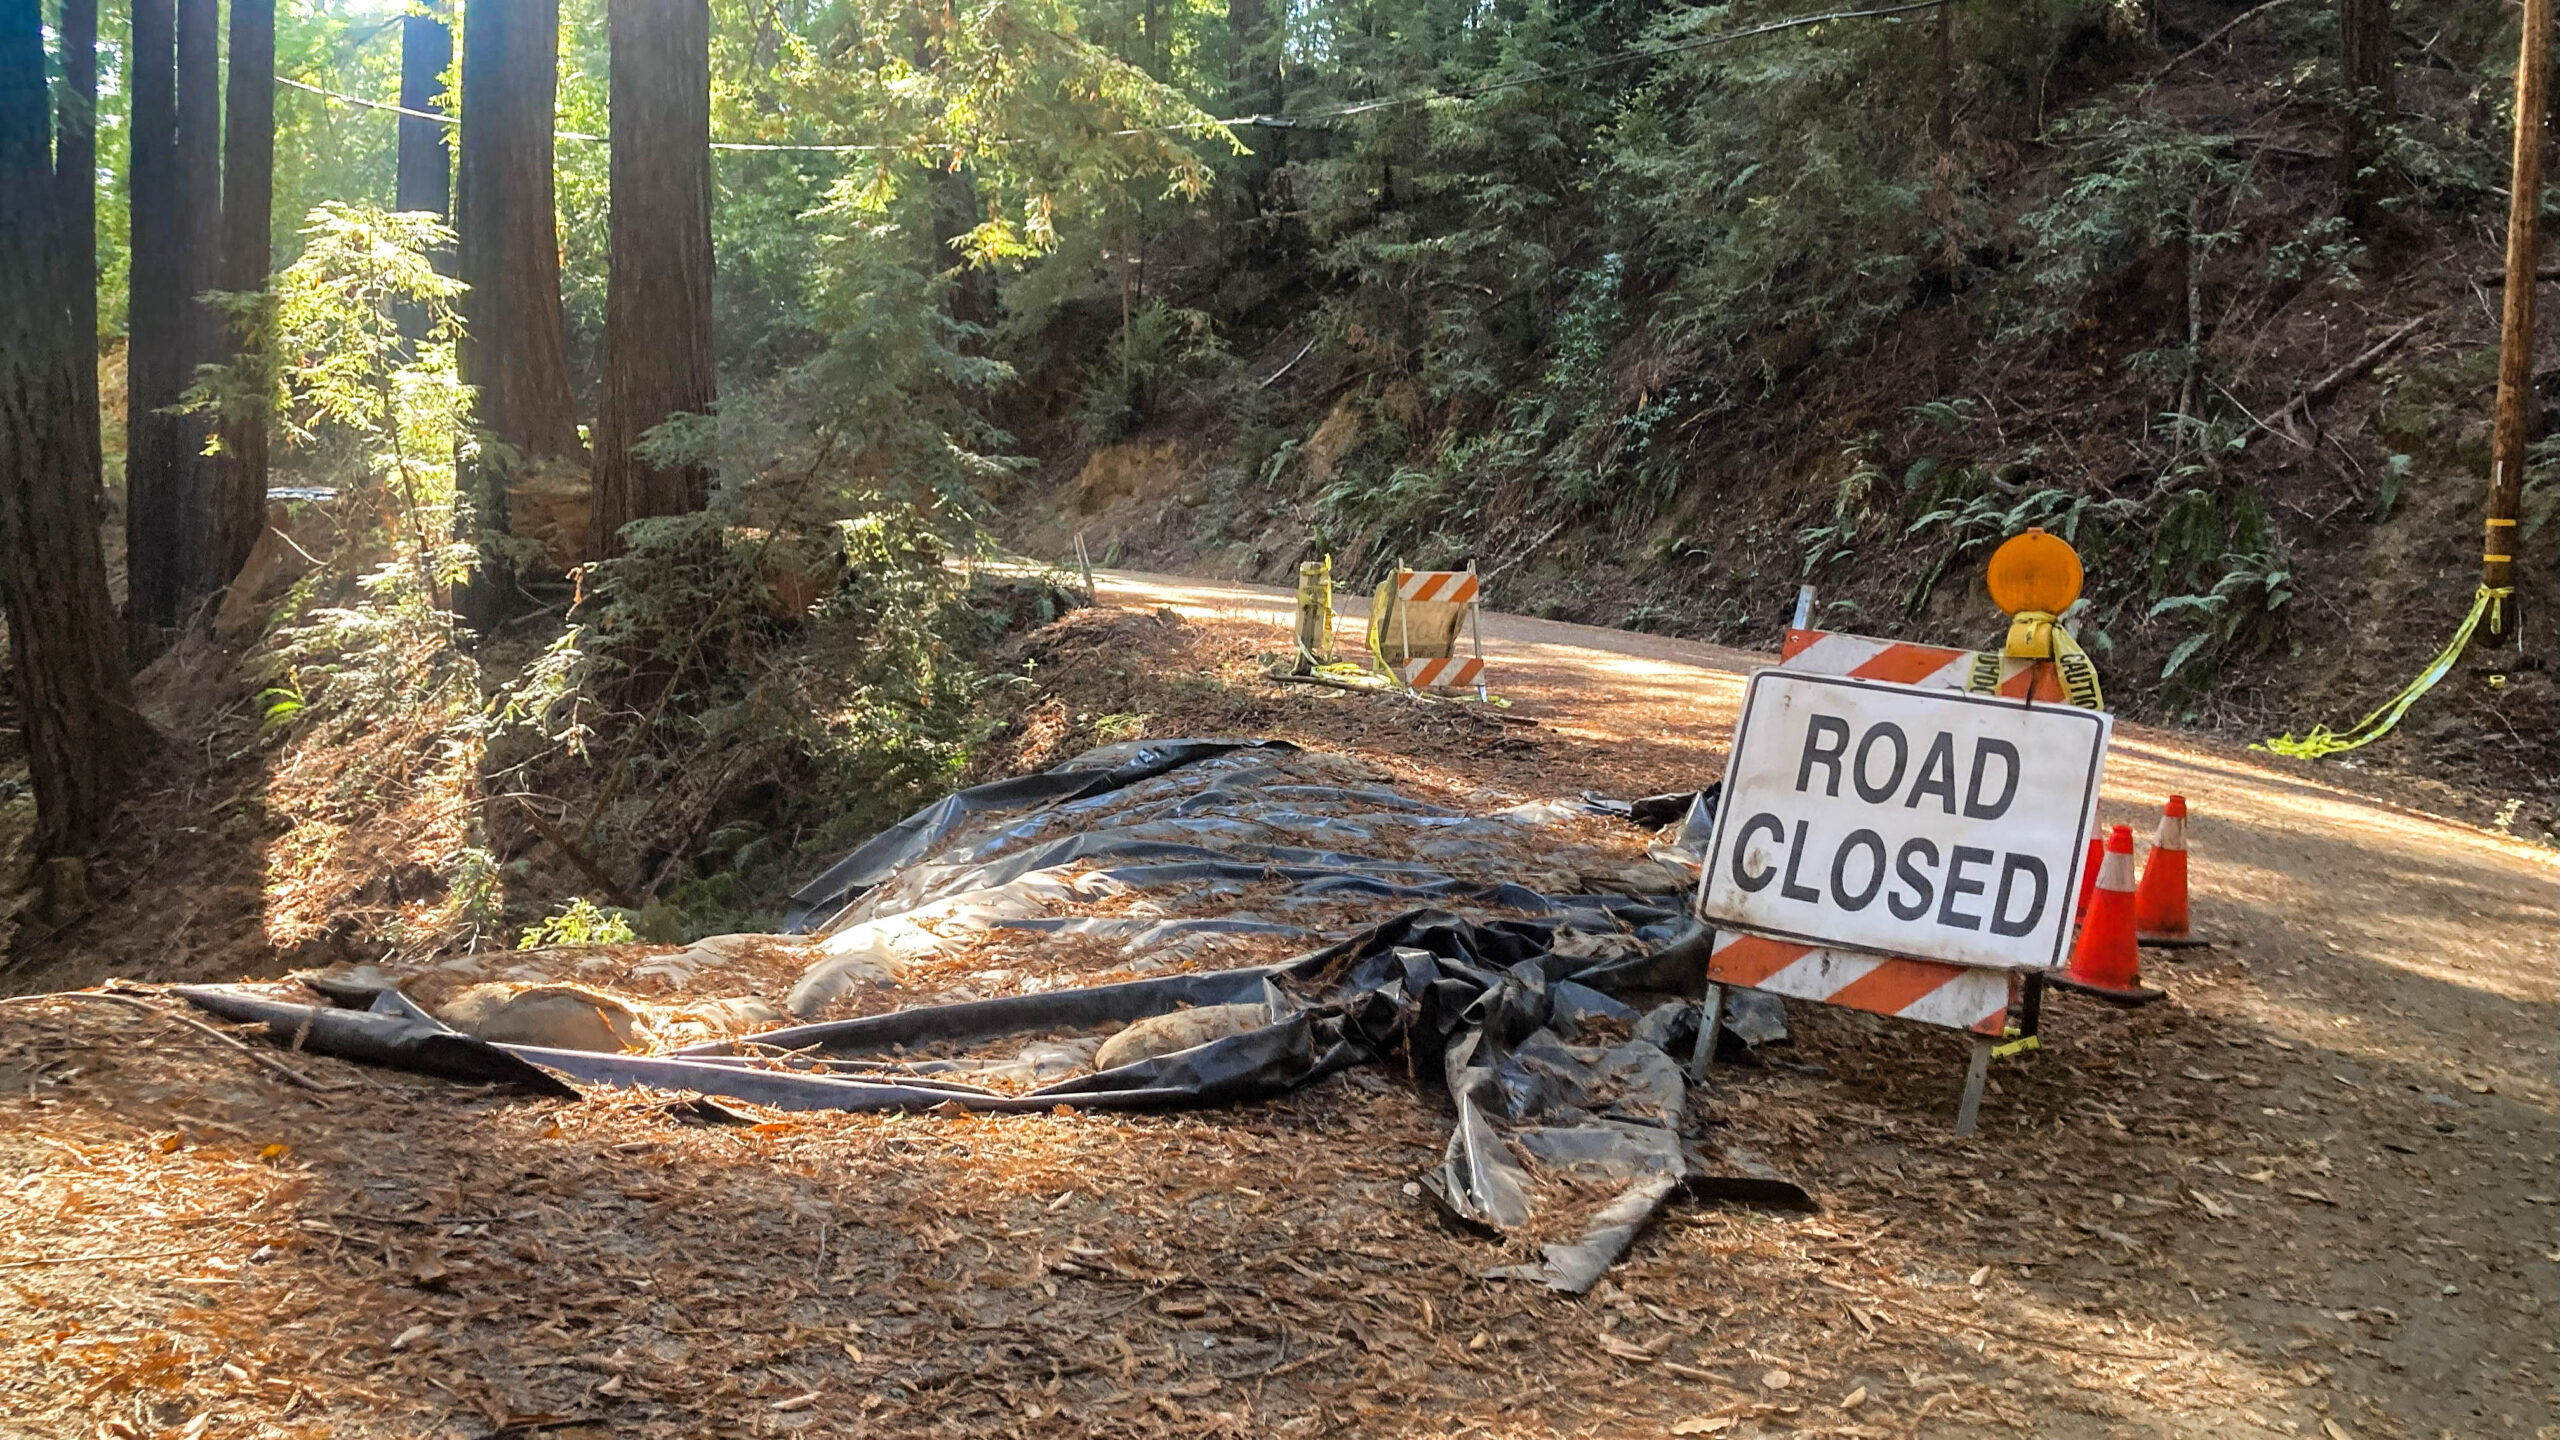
[396,1,453,342]
[1226,0,1286,261]
[2486,0,2551,635]
[54,0,99,500]
[929,164,997,332]
[2337,0,2396,232]
[124,0,186,657]
[1228,0,1283,152]
[590,0,716,557]
[457,0,581,626]
[1,0,149,858]
[211,0,275,604]
[174,0,224,607]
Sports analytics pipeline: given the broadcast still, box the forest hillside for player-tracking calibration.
[975,0,2556,825]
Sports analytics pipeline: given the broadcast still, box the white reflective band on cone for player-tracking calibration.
[2095,849,2135,891]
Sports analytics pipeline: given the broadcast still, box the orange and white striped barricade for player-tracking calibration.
[1368,563,1488,699]
[1692,587,2109,1135]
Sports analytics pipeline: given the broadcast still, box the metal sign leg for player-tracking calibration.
[1690,983,1725,1083]
[1953,1033,1997,1137]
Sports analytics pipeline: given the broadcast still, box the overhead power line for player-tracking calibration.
[280,2,1943,154]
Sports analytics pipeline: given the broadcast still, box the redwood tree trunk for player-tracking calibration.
[395,0,453,343]
[1226,0,1285,260]
[124,0,184,658]
[1,0,150,858]
[210,0,275,602]
[55,0,98,500]
[2338,0,2396,232]
[456,0,582,627]
[590,0,715,557]
[174,0,223,608]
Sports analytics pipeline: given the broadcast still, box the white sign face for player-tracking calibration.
[1698,669,2111,972]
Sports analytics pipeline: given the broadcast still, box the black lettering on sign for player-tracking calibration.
[1964,739,2020,820]
[1906,732,1957,813]
[1779,820,1822,902]
[1796,715,1849,796]
[1852,724,1908,804]
[1889,838,1938,921]
[1990,853,2049,937]
[1830,829,1887,911]
[1938,845,1992,929]
[1731,813,1784,893]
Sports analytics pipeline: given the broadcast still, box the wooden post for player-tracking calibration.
[2486,0,2552,639]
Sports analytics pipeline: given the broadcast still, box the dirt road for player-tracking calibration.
[1098,567,2560,1437]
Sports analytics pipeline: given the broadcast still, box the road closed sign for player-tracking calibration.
[1698,670,2110,972]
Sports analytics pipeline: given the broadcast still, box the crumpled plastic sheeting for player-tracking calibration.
[722,907,1797,1291]
[175,985,579,1098]
[180,907,1806,1292]
[183,737,1811,1291]
[783,739,1301,931]
[776,741,1709,1019]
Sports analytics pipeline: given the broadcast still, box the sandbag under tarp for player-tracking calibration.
[174,985,579,1097]
[783,739,1299,931]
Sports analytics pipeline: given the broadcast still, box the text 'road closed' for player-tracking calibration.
[1699,671,2109,972]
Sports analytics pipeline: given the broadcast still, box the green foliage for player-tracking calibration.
[712,0,1230,270]
[1078,299,1230,443]
[2007,108,2246,336]
[2147,551,2293,688]
[2525,437,2560,545]
[518,897,640,950]
[199,205,478,742]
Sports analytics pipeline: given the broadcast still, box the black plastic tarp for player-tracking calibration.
[783,739,1299,931]
[175,985,578,1097]
[184,907,1805,1292]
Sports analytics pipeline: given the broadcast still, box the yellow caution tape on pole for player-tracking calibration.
[1366,577,1395,678]
[1963,610,2106,710]
[2258,583,2513,760]
[1294,556,1335,669]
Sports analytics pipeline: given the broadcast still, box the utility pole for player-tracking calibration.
[2486,0,2551,639]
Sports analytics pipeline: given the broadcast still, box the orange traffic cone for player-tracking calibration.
[2073,831,2104,921]
[2053,825,2163,1004]
[2134,795,2206,948]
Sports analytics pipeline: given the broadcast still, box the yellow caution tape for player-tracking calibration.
[1366,577,1394,677]
[2258,583,2513,760]
[1963,610,2105,711]
[1294,555,1335,668]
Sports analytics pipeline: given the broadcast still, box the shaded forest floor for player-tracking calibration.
[2,597,2550,1439]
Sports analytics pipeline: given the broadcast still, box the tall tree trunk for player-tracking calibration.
[1,0,150,861]
[55,0,98,502]
[1228,0,1283,153]
[2338,0,2396,233]
[589,0,715,557]
[456,0,581,627]
[929,163,996,333]
[124,0,185,658]
[1225,0,1286,272]
[209,0,275,600]
[173,0,223,613]
[396,0,453,343]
